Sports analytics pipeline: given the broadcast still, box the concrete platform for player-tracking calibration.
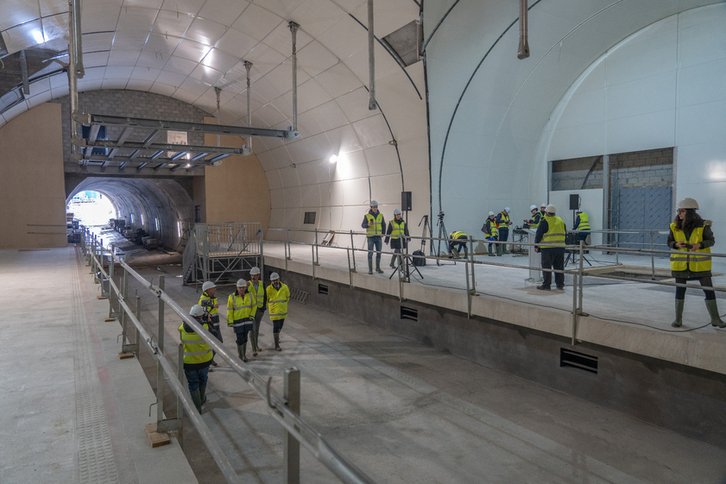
[0,247,196,484]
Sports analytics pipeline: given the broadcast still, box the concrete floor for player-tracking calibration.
[4,243,726,483]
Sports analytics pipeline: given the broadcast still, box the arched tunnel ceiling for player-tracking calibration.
[69,177,195,248]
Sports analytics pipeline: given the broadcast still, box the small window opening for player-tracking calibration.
[560,348,598,374]
[400,306,418,321]
[318,284,328,295]
[304,212,316,224]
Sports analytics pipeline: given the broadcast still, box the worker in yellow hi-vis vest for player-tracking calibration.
[361,200,386,274]
[266,272,290,351]
[668,198,725,329]
[179,305,214,413]
[534,204,566,291]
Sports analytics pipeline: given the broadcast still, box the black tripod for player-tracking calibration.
[436,211,453,266]
[389,245,424,281]
[418,214,432,254]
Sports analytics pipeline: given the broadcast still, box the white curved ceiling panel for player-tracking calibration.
[327,125,362,155]
[264,22,313,58]
[279,165,301,189]
[126,79,154,91]
[3,20,43,53]
[290,0,348,38]
[201,48,240,73]
[296,159,324,185]
[313,62,362,99]
[286,139,315,164]
[84,52,110,68]
[124,0,163,8]
[190,64,223,85]
[232,3,282,41]
[198,0,249,26]
[364,145,399,177]
[80,1,121,32]
[185,18,226,45]
[316,15,368,60]
[103,79,131,90]
[335,87,376,124]
[28,91,53,108]
[132,67,162,82]
[282,208,303,228]
[371,174,403,205]
[354,0,418,38]
[79,79,104,91]
[297,41,338,78]
[282,186,302,209]
[83,68,106,80]
[255,103,287,128]
[296,79,331,113]
[113,31,149,52]
[269,208,284,228]
[296,110,325,138]
[352,114,391,150]
[28,78,51,97]
[215,28,256,58]
[175,39,213,63]
[300,184,322,208]
[42,13,69,43]
[117,7,158,32]
[269,189,284,209]
[334,150,369,180]
[0,3,36,30]
[343,43,400,83]
[268,146,293,169]
[108,50,141,66]
[161,0,205,17]
[39,0,66,16]
[310,100,348,132]
[304,132,334,160]
[153,10,194,37]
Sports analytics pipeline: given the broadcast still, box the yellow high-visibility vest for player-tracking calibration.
[391,220,406,239]
[178,322,213,365]
[450,231,467,240]
[248,281,265,309]
[530,212,541,229]
[226,292,255,327]
[267,283,290,321]
[577,213,590,231]
[365,213,384,237]
[670,223,711,272]
[497,212,510,228]
[542,216,566,248]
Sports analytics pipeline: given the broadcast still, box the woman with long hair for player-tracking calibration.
[668,198,725,328]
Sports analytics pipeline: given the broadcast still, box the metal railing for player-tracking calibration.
[80,228,374,484]
[264,227,726,345]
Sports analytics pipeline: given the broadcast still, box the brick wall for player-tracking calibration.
[52,90,212,164]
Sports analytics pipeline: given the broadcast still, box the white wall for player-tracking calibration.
[541,5,726,247]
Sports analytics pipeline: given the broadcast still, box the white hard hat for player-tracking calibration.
[576,208,583,213]
[270,272,280,281]
[236,278,247,287]
[190,305,205,317]
[393,208,401,215]
[489,211,495,216]
[677,198,699,210]
[370,200,378,207]
[504,207,511,212]
[545,204,556,214]
[202,281,216,291]
[540,203,547,208]
[530,205,537,211]
[250,266,261,275]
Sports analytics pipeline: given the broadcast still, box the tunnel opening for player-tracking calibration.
[66,190,117,227]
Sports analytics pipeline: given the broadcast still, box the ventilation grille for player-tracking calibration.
[400,306,418,321]
[289,288,309,305]
[304,211,316,224]
[318,284,328,295]
[560,348,598,374]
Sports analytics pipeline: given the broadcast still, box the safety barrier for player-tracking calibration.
[80,228,374,484]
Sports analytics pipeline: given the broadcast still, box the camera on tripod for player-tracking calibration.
[437,211,445,223]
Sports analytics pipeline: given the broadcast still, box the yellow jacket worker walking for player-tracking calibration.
[266,272,290,351]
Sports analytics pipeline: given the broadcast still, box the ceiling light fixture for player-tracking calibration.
[329,154,338,163]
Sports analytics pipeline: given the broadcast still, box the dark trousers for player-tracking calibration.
[273,318,286,334]
[541,250,565,288]
[498,228,509,243]
[184,366,209,393]
[449,241,468,257]
[676,277,716,300]
[234,322,253,345]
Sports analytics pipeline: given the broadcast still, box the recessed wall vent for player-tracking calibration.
[304,211,316,224]
[560,348,598,374]
[318,284,328,295]
[400,306,418,321]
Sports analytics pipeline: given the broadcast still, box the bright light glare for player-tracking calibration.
[67,191,116,226]
[708,161,726,181]
[186,163,191,168]
[32,29,45,44]
[329,154,338,163]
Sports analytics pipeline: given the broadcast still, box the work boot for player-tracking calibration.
[252,332,259,356]
[488,246,494,256]
[496,244,503,256]
[375,260,384,273]
[199,384,207,406]
[191,389,203,413]
[451,248,459,259]
[672,299,685,328]
[390,256,396,268]
[274,333,281,351]
[237,344,248,363]
[368,260,373,275]
[705,299,726,328]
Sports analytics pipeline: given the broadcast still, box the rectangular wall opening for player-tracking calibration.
[400,306,418,321]
[560,348,598,374]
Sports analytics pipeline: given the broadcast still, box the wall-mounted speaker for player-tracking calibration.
[401,191,412,211]
[569,194,580,210]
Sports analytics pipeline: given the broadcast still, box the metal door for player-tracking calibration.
[616,186,671,251]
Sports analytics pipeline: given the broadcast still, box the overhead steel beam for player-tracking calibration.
[289,22,299,132]
[209,154,230,163]
[136,162,148,171]
[171,152,187,161]
[89,124,101,143]
[129,149,141,160]
[150,150,164,160]
[118,161,127,170]
[79,139,245,156]
[153,163,167,171]
[169,163,185,172]
[72,113,299,140]
[117,127,132,145]
[518,0,530,59]
[367,0,377,110]
[191,152,208,161]
[143,129,161,147]
[19,51,30,95]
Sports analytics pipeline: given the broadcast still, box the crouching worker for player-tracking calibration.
[227,279,256,362]
[180,305,214,413]
[267,272,290,351]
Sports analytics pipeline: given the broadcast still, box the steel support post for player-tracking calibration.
[157,276,165,424]
[571,270,578,346]
[350,230,357,273]
[245,60,253,152]
[347,249,353,288]
[615,232,620,265]
[367,0,377,110]
[109,245,116,319]
[177,343,185,449]
[120,269,128,350]
[315,229,320,266]
[469,238,476,294]
[517,0,530,59]
[311,245,316,280]
[578,241,585,317]
[289,22,300,132]
[283,368,301,484]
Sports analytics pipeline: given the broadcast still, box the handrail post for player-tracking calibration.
[571,269,578,346]
[315,228,320,266]
[650,230,655,280]
[284,367,301,484]
[578,240,584,316]
[121,267,128,345]
[311,244,316,280]
[615,232,620,265]
[286,229,291,260]
[108,244,116,319]
[134,293,141,355]
[177,343,185,449]
[347,249,353,288]
[157,276,165,425]
[465,261,472,318]
[469,237,476,295]
[350,230,357,273]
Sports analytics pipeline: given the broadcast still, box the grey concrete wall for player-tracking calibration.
[269,267,726,449]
